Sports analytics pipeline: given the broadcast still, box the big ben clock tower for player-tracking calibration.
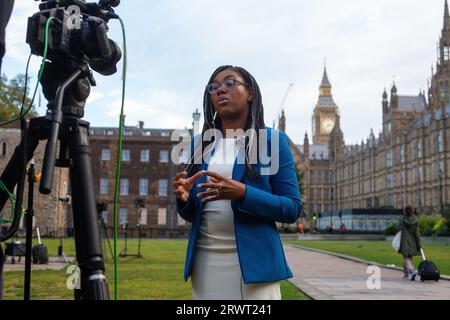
[312,66,340,145]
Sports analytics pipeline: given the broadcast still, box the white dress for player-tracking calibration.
[191,137,281,300]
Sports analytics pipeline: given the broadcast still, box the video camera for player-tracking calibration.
[26,0,122,75]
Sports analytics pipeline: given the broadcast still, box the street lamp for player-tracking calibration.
[438,162,444,216]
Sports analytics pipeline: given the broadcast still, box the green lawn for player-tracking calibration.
[285,240,450,275]
[2,239,309,300]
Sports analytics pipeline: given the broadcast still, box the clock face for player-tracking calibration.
[321,118,335,134]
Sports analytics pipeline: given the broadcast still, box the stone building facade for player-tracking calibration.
[0,125,70,238]
[284,2,450,229]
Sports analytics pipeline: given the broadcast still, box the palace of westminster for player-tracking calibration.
[281,1,450,218]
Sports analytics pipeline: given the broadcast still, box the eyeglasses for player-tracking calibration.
[206,78,248,95]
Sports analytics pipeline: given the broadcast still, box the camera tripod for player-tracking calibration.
[96,201,114,260]
[0,60,109,300]
[119,222,143,258]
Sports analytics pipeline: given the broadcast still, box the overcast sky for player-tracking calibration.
[2,0,447,145]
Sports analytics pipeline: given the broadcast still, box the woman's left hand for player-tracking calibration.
[197,170,246,203]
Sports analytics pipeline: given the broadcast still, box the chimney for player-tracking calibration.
[192,108,201,136]
[138,121,144,129]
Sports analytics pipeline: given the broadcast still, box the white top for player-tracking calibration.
[197,137,239,251]
[191,137,281,300]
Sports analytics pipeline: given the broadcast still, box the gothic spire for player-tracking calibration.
[446,0,449,18]
[320,66,332,88]
[444,0,450,31]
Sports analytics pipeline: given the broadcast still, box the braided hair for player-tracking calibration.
[184,65,265,181]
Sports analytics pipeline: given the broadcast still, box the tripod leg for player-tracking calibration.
[0,245,3,300]
[0,130,39,213]
[100,217,114,260]
[24,163,36,301]
[68,121,109,300]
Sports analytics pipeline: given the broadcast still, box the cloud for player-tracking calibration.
[3,0,446,146]
[91,88,198,129]
[4,1,36,63]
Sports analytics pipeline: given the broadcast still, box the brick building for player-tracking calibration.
[89,118,196,239]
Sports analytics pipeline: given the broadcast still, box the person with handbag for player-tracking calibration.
[398,205,422,280]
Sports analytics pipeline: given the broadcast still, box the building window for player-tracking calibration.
[437,160,444,177]
[416,141,422,159]
[418,191,424,207]
[119,207,128,225]
[120,179,129,196]
[400,171,406,186]
[178,149,189,164]
[177,215,186,226]
[140,149,150,162]
[416,167,423,183]
[101,149,111,161]
[102,209,109,224]
[139,178,149,196]
[100,178,109,195]
[387,173,393,189]
[400,145,405,164]
[138,208,148,226]
[386,150,393,167]
[159,150,169,163]
[159,179,168,197]
[437,132,444,153]
[158,208,167,225]
[122,149,131,161]
[386,122,392,134]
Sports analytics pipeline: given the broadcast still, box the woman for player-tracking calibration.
[172,65,302,300]
[399,205,422,280]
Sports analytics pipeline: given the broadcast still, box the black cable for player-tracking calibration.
[0,53,32,128]
[20,54,32,115]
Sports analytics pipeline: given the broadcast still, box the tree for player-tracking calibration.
[0,73,37,122]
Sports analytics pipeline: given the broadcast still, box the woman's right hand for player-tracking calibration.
[173,170,205,203]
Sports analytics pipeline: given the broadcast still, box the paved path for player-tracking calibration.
[3,256,73,272]
[284,245,450,300]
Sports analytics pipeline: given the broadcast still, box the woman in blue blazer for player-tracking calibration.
[173,65,303,300]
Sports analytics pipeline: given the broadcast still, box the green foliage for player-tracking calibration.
[0,73,37,122]
[415,215,450,237]
[385,215,449,237]
[422,226,434,237]
[384,221,399,236]
[433,218,449,236]
[419,215,440,235]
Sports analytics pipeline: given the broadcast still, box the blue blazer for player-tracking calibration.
[176,127,303,284]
